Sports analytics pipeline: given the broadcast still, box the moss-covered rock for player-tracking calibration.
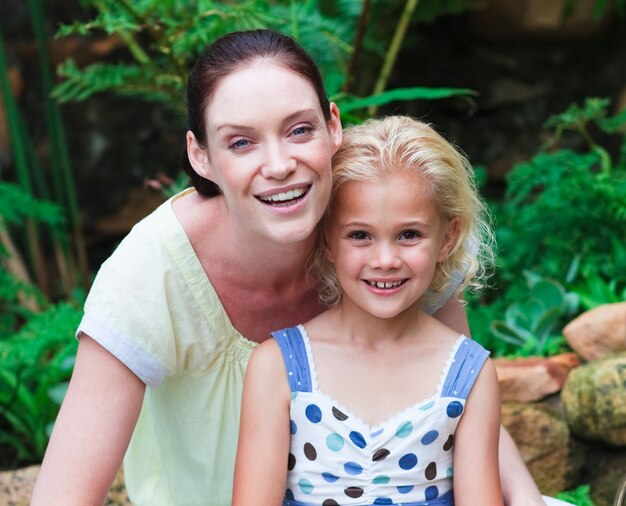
[561,352,626,446]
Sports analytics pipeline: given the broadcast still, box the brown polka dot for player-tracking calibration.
[288,453,296,470]
[332,406,349,421]
[443,434,454,451]
[323,500,339,506]
[345,486,364,498]
[304,442,317,461]
[425,461,437,480]
[372,448,390,461]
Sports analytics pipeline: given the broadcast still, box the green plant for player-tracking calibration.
[488,273,578,357]
[52,0,476,119]
[566,254,626,311]
[0,301,81,468]
[555,484,597,506]
[1,1,88,299]
[493,98,626,299]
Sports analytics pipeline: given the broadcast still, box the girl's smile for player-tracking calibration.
[325,171,458,321]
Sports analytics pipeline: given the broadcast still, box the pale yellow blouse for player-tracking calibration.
[78,189,256,505]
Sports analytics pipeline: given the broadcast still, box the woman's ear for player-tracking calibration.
[437,217,460,262]
[186,131,212,180]
[328,102,343,156]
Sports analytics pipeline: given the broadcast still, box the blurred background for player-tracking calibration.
[1,1,625,504]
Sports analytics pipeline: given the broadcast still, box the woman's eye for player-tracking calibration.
[230,139,250,149]
[291,125,311,137]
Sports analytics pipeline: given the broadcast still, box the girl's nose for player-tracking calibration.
[370,242,402,270]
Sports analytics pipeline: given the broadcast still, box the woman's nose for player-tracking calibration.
[261,142,297,179]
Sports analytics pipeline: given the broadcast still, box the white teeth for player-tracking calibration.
[260,187,306,203]
[368,280,403,289]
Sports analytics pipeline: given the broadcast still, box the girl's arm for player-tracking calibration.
[233,339,291,506]
[31,335,146,504]
[434,297,544,506]
[453,358,504,506]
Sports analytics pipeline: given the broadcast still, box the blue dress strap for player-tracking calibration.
[441,337,490,399]
[271,326,313,393]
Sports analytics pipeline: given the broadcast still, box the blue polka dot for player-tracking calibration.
[285,489,295,500]
[398,453,418,470]
[289,420,297,434]
[372,475,390,485]
[395,421,413,438]
[291,392,298,400]
[349,431,366,449]
[298,479,314,494]
[326,433,344,452]
[344,461,363,475]
[397,485,414,494]
[305,404,323,423]
[420,400,435,411]
[421,429,439,445]
[322,472,339,483]
[373,498,393,505]
[446,401,464,418]
[371,427,384,438]
[425,485,439,500]
[447,467,453,478]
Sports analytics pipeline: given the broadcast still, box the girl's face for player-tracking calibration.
[325,171,458,320]
[188,60,342,245]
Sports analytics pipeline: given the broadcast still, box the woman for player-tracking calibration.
[32,29,543,506]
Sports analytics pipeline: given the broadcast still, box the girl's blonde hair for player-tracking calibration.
[313,115,496,307]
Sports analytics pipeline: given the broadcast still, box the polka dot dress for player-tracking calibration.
[272,325,490,506]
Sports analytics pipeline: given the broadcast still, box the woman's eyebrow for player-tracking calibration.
[215,108,319,132]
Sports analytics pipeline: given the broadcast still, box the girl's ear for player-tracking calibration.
[186,131,212,180]
[323,231,335,264]
[437,217,460,262]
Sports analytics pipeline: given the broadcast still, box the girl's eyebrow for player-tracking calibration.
[216,108,319,132]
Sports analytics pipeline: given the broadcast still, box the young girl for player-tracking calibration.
[233,115,503,506]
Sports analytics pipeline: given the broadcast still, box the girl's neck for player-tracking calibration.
[328,300,426,348]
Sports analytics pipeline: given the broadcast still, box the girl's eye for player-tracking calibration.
[230,138,250,150]
[348,231,369,240]
[400,230,421,240]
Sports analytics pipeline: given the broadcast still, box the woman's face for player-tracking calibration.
[188,60,342,245]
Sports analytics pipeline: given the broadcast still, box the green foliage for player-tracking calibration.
[566,254,626,311]
[494,99,626,295]
[0,301,81,468]
[555,484,597,506]
[472,98,625,358]
[0,182,66,229]
[52,0,475,117]
[471,273,577,357]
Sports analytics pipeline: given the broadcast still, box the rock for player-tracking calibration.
[563,302,626,361]
[579,444,626,506]
[494,353,580,402]
[561,352,626,446]
[501,401,586,495]
[0,465,130,505]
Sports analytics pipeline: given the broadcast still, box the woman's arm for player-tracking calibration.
[499,428,545,506]
[434,297,544,506]
[232,340,291,506]
[31,335,145,505]
[453,358,504,506]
